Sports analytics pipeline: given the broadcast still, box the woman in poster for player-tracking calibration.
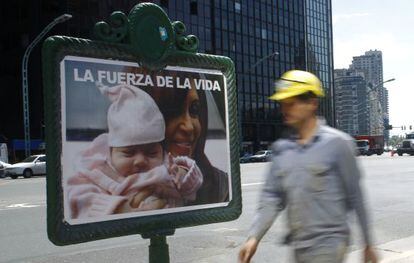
[148,85,229,205]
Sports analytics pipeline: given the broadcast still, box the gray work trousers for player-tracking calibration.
[293,238,348,263]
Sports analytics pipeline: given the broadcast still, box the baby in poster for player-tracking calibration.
[66,84,203,219]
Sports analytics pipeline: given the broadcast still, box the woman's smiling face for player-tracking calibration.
[165,88,201,158]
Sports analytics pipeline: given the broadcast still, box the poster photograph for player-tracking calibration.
[60,56,232,225]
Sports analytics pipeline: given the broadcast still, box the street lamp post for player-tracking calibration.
[366,78,395,136]
[238,51,279,154]
[249,51,280,71]
[22,14,72,157]
[367,78,395,94]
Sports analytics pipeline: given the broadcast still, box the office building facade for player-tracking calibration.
[169,0,335,153]
[1,0,335,158]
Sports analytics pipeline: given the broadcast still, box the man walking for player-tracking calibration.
[238,70,377,263]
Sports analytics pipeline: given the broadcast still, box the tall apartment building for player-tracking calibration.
[350,50,388,137]
[334,69,368,136]
[351,50,383,88]
[1,0,335,156]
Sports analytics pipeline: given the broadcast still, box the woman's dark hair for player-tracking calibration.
[138,69,228,204]
[147,87,210,167]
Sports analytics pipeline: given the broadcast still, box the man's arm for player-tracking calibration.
[247,157,286,241]
[336,138,372,245]
[336,138,378,262]
[239,151,286,263]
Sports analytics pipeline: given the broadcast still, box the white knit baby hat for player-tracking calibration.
[98,84,165,147]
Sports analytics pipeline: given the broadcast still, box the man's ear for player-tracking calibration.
[310,98,319,112]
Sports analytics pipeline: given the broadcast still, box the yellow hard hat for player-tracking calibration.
[269,70,325,101]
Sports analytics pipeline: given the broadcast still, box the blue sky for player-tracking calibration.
[332,0,414,136]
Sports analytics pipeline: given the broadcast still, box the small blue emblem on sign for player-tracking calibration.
[159,27,168,41]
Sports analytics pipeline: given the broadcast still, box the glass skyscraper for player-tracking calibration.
[164,0,335,153]
[304,0,335,127]
[153,0,334,152]
[1,0,334,158]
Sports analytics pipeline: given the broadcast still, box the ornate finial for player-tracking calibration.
[93,3,199,69]
[173,21,199,52]
[94,11,129,43]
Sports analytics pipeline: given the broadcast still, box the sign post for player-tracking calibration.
[42,3,241,262]
[142,229,175,263]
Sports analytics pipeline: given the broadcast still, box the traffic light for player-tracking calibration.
[385,124,393,130]
[411,125,413,130]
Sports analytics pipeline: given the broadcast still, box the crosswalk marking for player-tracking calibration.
[242,182,264,187]
[0,202,45,211]
[7,203,41,208]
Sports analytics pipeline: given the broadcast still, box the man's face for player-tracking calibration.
[280,96,317,128]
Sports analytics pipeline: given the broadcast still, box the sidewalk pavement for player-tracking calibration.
[346,235,414,263]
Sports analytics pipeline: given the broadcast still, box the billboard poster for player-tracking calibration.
[60,56,232,225]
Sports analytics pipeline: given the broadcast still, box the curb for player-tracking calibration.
[346,236,414,262]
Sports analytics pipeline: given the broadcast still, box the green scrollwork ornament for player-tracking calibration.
[93,2,199,70]
[172,21,199,52]
[127,3,175,69]
[172,21,186,35]
[94,11,129,43]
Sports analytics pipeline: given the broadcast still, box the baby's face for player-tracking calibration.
[111,143,164,176]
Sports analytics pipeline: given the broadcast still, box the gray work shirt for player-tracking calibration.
[248,120,372,249]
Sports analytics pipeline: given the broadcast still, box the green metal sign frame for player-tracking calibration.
[42,3,241,247]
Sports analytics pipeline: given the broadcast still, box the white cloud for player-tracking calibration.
[332,13,371,24]
[333,32,414,68]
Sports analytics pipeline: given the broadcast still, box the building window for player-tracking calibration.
[190,1,198,15]
[261,29,267,39]
[235,2,241,13]
[160,0,168,8]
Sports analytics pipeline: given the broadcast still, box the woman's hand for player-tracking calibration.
[167,153,182,188]
[167,153,203,198]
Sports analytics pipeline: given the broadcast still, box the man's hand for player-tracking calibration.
[238,237,259,263]
[364,246,378,263]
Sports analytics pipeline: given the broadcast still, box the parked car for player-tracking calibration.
[240,153,253,163]
[249,150,273,162]
[4,154,46,179]
[0,160,11,178]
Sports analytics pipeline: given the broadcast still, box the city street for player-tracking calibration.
[1,155,414,262]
